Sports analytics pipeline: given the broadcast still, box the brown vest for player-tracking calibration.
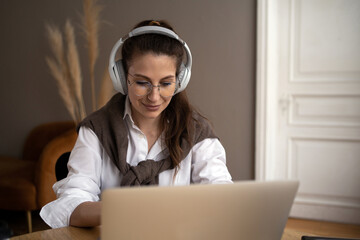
[78,93,217,186]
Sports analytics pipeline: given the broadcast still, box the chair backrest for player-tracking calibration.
[35,128,77,207]
[22,121,75,162]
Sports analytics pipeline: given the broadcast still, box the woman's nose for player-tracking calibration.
[147,85,161,101]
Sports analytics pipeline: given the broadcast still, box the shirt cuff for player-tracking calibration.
[40,196,94,228]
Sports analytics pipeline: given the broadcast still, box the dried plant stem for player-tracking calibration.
[82,0,102,111]
[65,19,86,120]
[46,22,88,124]
[46,57,77,122]
[98,68,114,108]
[45,24,78,122]
[46,0,109,122]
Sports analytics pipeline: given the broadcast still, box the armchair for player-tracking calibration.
[0,121,77,232]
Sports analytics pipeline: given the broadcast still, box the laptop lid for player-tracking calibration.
[101,180,299,240]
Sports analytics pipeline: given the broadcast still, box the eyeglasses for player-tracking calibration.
[127,73,177,98]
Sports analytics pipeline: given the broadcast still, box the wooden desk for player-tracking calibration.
[11,218,360,240]
[11,226,100,240]
[10,228,303,240]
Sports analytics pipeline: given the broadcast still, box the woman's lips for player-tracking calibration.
[143,103,161,111]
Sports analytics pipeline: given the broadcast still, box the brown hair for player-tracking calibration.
[122,20,195,169]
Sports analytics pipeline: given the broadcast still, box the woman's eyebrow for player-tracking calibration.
[132,73,175,80]
[132,73,150,80]
[161,75,176,80]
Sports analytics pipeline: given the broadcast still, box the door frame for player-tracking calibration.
[255,0,280,181]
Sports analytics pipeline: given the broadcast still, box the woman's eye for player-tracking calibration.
[161,82,172,87]
[135,81,150,86]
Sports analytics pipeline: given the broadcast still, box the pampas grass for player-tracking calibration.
[81,0,102,112]
[65,19,86,120]
[45,24,78,122]
[46,19,88,124]
[97,69,115,108]
[46,0,112,123]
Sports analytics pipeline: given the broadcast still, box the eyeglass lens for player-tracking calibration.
[132,81,176,97]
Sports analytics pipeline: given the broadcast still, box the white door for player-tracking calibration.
[256,0,360,224]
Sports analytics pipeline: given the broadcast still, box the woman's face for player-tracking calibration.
[127,52,177,124]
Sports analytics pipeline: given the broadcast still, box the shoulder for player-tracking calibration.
[191,110,212,131]
[77,93,126,133]
[191,110,218,143]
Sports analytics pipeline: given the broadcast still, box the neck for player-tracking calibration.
[131,111,162,137]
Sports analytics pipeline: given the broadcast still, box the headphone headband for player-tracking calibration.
[130,26,181,40]
[109,25,192,95]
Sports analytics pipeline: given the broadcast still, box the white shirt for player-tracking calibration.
[40,97,232,228]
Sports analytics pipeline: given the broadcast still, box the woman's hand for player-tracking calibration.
[69,201,101,227]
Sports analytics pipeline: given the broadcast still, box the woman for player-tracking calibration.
[40,20,232,228]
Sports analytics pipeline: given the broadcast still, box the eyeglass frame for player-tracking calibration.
[127,72,178,98]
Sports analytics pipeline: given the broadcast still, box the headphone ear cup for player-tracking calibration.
[176,63,191,93]
[114,60,128,95]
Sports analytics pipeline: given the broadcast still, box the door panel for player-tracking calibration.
[256,0,360,224]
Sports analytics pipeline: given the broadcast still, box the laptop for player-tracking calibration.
[101,180,299,240]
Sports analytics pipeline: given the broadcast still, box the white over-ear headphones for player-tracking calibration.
[109,26,192,95]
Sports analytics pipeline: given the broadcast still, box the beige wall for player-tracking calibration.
[0,0,256,180]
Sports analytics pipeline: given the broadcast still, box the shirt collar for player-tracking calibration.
[123,95,137,125]
[123,95,132,118]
